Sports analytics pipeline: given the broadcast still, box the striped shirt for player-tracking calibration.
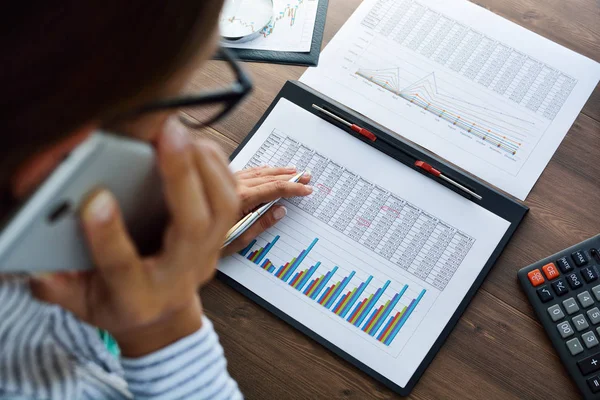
[0,276,243,400]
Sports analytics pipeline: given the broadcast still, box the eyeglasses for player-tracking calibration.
[119,47,253,129]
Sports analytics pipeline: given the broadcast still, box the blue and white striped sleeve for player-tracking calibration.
[120,317,242,400]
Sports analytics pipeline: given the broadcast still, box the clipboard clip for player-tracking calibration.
[311,104,483,201]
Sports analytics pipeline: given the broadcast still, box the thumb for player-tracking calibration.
[30,272,90,319]
[222,205,287,256]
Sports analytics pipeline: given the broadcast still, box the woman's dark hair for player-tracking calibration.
[1,1,223,169]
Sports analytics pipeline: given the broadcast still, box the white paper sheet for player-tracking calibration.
[219,99,510,388]
[223,0,319,52]
[300,0,600,200]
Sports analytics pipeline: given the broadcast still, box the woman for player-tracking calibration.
[0,1,312,399]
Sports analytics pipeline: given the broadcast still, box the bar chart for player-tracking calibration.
[245,131,475,291]
[239,232,427,346]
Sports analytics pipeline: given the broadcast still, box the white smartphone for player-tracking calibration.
[0,132,167,273]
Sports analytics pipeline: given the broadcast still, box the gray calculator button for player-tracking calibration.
[557,321,574,338]
[588,308,600,324]
[567,338,584,355]
[593,285,600,301]
[578,291,595,308]
[583,331,599,348]
[563,297,580,315]
[548,304,565,321]
[573,314,590,331]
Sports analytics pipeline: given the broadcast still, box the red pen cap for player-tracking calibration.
[415,160,441,177]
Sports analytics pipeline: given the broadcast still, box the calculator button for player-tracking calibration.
[558,321,574,338]
[593,285,600,301]
[551,278,569,296]
[536,286,553,303]
[587,308,600,325]
[582,266,599,283]
[573,250,589,266]
[578,352,600,375]
[565,273,583,289]
[527,269,545,286]
[583,331,599,348]
[548,304,565,321]
[557,256,575,273]
[589,375,600,393]
[573,314,590,331]
[567,338,584,356]
[541,263,559,280]
[563,298,579,315]
[578,291,595,308]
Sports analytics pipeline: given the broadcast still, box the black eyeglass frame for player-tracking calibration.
[120,47,253,128]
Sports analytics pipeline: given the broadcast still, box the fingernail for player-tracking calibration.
[305,185,313,194]
[273,206,287,220]
[304,169,312,178]
[84,190,114,223]
[287,165,297,171]
[163,122,189,153]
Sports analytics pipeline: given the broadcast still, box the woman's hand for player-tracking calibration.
[221,166,312,256]
[31,121,240,357]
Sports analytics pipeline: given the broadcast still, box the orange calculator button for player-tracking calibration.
[542,263,560,280]
[528,269,545,286]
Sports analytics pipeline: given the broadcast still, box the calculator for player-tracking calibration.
[518,234,600,399]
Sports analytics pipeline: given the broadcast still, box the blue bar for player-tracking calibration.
[325,271,356,309]
[282,238,319,282]
[333,293,348,312]
[275,264,286,277]
[340,276,373,318]
[297,262,320,291]
[303,278,317,295]
[255,235,279,264]
[354,280,390,326]
[362,307,380,332]
[289,271,302,286]
[370,285,407,336]
[261,259,270,268]
[385,289,426,345]
[239,239,256,257]
[268,265,275,273]
[377,315,395,340]
[311,266,338,300]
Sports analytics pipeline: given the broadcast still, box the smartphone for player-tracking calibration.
[0,132,167,273]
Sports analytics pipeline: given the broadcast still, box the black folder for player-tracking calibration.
[219,80,528,396]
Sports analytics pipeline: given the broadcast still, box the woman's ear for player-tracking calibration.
[10,127,95,200]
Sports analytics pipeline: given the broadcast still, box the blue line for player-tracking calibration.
[282,238,318,282]
[370,285,407,337]
[340,276,373,318]
[255,235,279,264]
[384,289,426,345]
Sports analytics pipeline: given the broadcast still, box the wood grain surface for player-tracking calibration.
[192,0,600,398]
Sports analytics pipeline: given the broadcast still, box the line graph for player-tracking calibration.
[355,68,529,155]
[262,0,305,37]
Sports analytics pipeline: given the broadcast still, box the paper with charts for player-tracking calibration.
[219,98,510,387]
[300,0,600,200]
[222,0,319,52]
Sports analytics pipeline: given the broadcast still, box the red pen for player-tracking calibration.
[312,104,377,141]
[312,104,483,201]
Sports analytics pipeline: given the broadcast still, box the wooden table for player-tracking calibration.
[191,1,600,398]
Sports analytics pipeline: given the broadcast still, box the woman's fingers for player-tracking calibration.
[157,122,209,237]
[235,166,297,179]
[222,206,287,256]
[80,190,142,289]
[240,172,311,188]
[240,178,312,211]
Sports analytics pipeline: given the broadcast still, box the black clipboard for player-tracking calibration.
[219,80,528,396]
[219,0,329,67]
